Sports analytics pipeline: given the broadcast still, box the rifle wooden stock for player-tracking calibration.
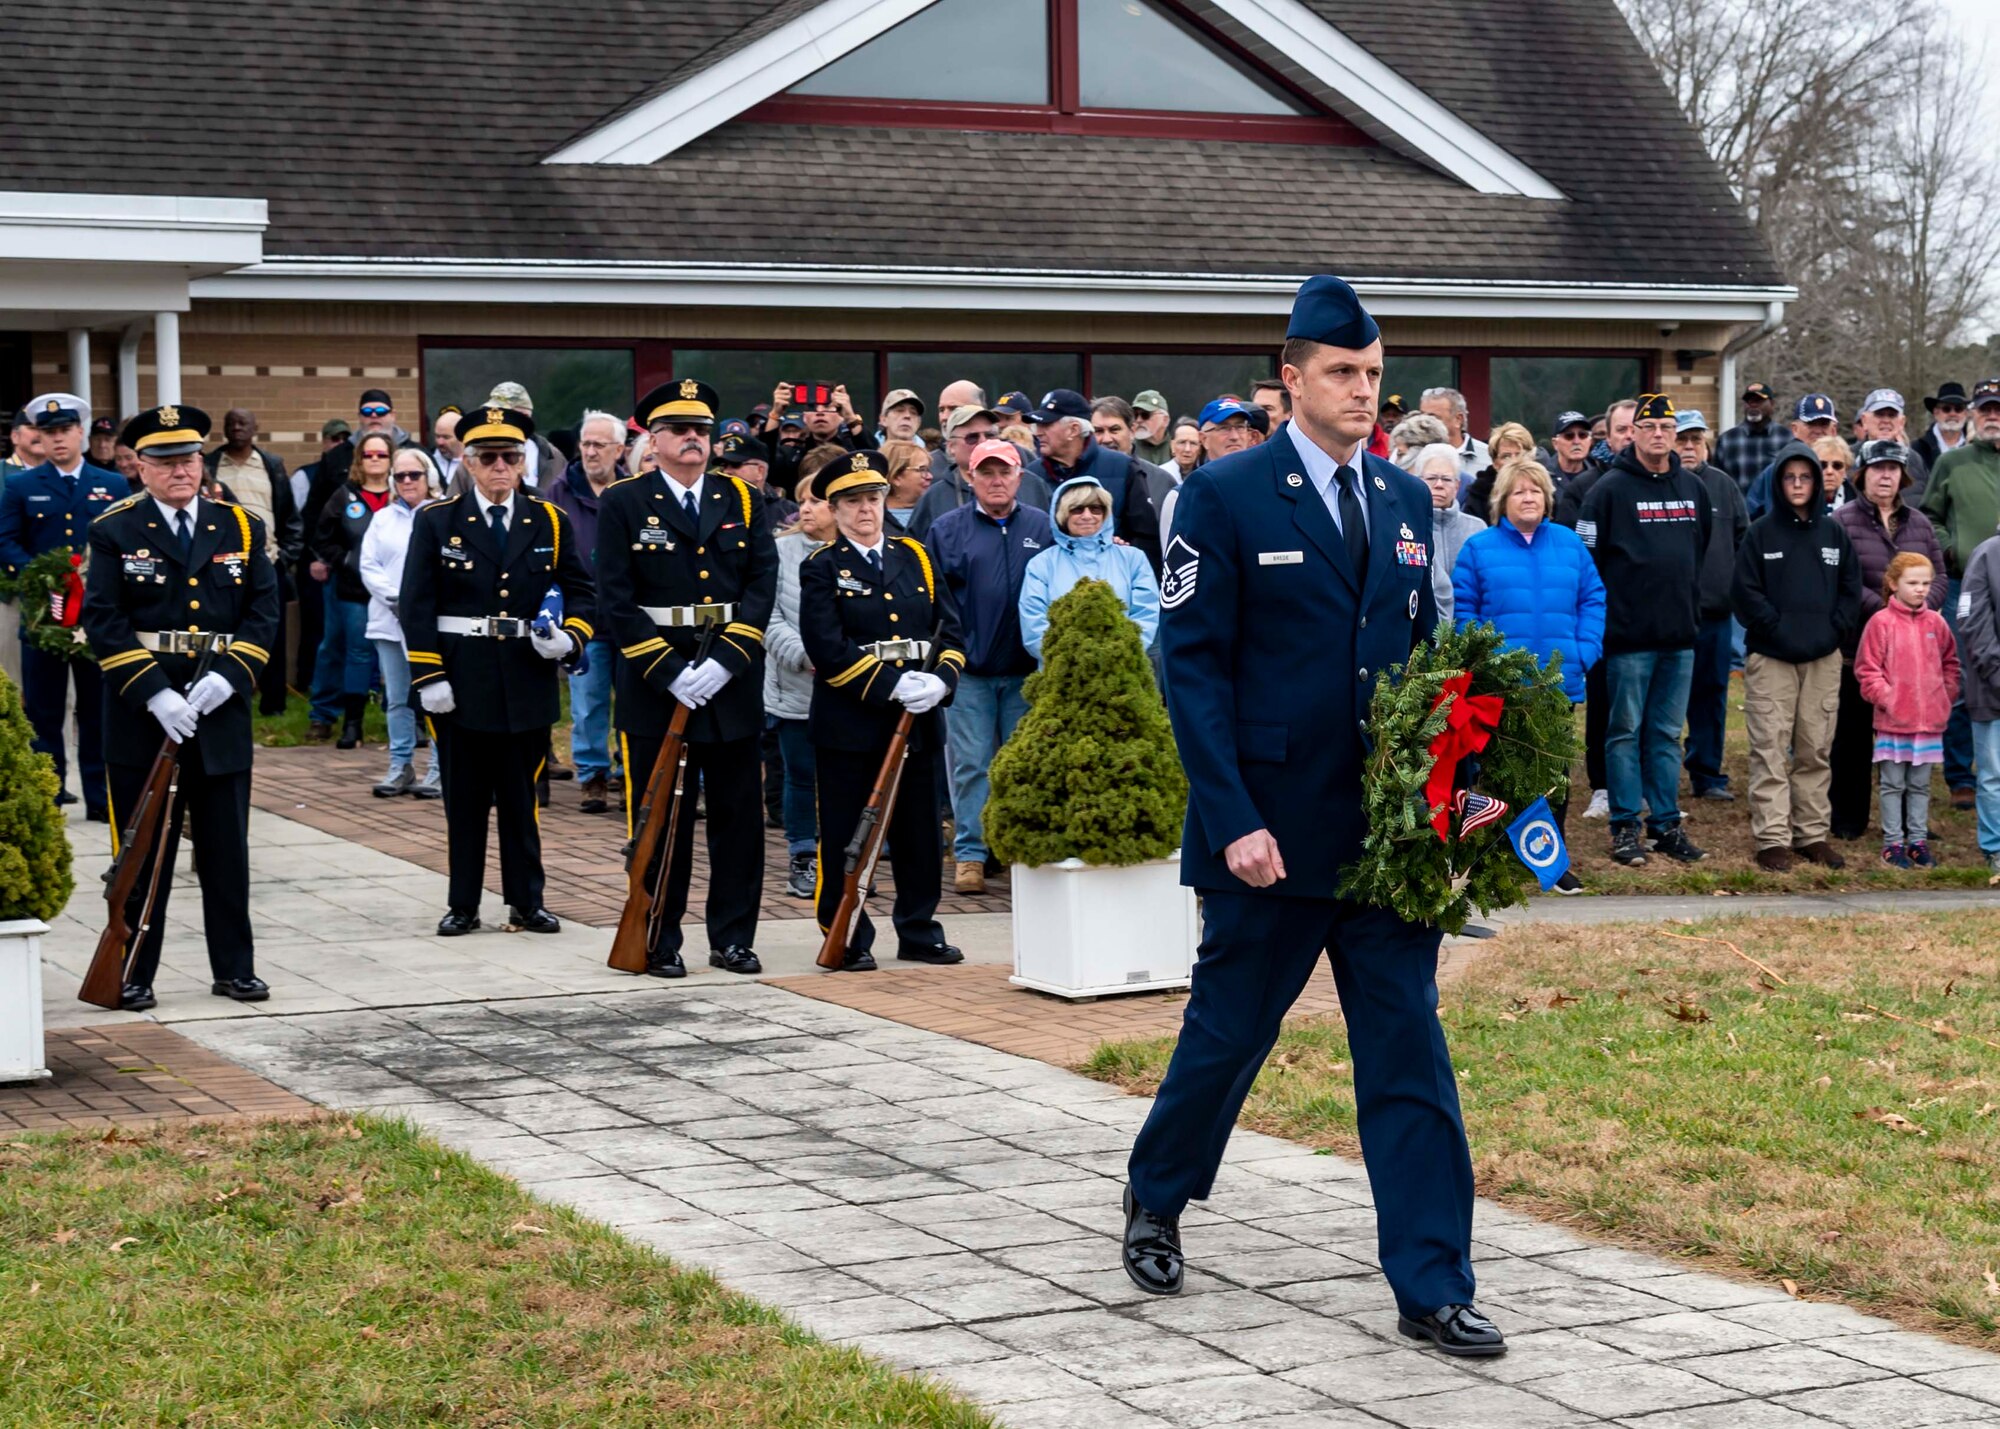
[608,624,717,973]
[78,644,217,1009]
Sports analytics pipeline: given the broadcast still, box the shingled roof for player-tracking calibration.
[0,0,1782,288]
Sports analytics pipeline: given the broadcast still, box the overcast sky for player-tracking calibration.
[1937,0,1999,123]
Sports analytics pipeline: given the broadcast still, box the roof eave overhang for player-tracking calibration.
[194,258,1795,323]
[0,190,269,324]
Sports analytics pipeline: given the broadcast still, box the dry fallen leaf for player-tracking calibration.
[1841,1012,1876,1023]
[1548,991,1581,1010]
[1856,1107,1927,1135]
[51,1229,77,1246]
[1984,1268,2000,1300]
[27,1281,40,1296]
[1667,999,1711,1024]
[1813,1075,1833,1089]
[1976,1103,1997,1118]
[1817,1231,1842,1245]
[1782,1278,1801,1296]
[316,1190,365,1212]
[108,1237,139,1253]
[508,1221,548,1236]
[359,1326,380,1340]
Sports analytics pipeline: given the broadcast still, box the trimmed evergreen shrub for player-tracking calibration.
[985,578,1187,867]
[0,670,73,922]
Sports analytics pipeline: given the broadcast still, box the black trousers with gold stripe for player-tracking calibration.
[434,720,547,914]
[813,742,944,956]
[106,744,254,989]
[622,732,763,958]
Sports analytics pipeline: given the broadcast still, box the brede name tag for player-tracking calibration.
[1258,550,1304,566]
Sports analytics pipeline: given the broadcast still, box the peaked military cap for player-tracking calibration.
[120,403,211,456]
[637,378,719,429]
[30,392,87,429]
[458,403,536,445]
[820,448,892,500]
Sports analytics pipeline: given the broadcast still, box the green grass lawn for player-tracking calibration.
[1086,911,2000,1345]
[0,1115,990,1428]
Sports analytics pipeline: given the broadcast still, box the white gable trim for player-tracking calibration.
[543,0,1563,199]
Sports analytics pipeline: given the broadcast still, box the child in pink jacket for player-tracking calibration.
[1855,552,1961,867]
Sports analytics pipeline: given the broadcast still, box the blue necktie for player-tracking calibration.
[488,503,507,541]
[683,490,700,525]
[865,547,882,576]
[1334,465,1368,583]
[173,509,193,563]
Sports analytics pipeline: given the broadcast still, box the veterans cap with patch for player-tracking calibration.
[879,387,925,420]
[1630,394,1674,423]
[1794,393,1837,422]
[458,404,536,446]
[636,378,719,429]
[1971,379,2000,408]
[1285,273,1380,349]
[1132,389,1168,416]
[1027,388,1091,424]
[30,392,88,430]
[1197,397,1255,428]
[821,448,892,499]
[485,381,534,415]
[1380,393,1408,415]
[994,391,1035,419]
[777,409,808,430]
[90,415,116,437]
[120,403,211,457]
[1743,381,1775,401]
[715,433,770,466]
[1674,409,1709,434]
[1552,409,1590,434]
[1862,387,1905,414]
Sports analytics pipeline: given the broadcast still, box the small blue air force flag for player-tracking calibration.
[1506,798,1569,891]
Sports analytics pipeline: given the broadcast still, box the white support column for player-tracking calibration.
[117,319,149,421]
[66,328,92,409]
[153,311,181,404]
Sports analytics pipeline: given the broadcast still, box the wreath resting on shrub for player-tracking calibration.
[1337,621,1577,934]
[0,547,93,662]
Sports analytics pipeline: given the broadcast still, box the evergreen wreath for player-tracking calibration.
[1338,621,1577,933]
[0,547,94,662]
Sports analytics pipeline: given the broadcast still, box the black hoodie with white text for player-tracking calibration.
[1729,439,1862,664]
[1575,445,1713,654]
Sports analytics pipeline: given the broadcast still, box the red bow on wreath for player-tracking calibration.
[48,551,85,628]
[1425,671,1504,840]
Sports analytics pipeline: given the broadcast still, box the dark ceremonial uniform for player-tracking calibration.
[81,406,280,997]
[401,407,596,923]
[598,379,778,972]
[0,395,129,812]
[799,454,967,964]
[1126,276,1486,1337]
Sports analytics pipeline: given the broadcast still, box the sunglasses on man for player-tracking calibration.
[359,404,391,418]
[471,448,525,468]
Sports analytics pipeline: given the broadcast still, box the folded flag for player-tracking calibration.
[1505,797,1569,891]
[534,585,589,676]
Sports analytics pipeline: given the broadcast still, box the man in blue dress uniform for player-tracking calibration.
[1121,276,1504,1358]
[0,393,130,818]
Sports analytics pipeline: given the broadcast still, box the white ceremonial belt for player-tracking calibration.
[642,602,735,627]
[863,639,929,662]
[437,615,532,638]
[136,630,233,654]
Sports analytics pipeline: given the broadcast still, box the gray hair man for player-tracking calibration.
[1419,386,1488,481]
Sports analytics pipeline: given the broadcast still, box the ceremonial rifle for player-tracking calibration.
[816,626,945,970]
[608,622,718,972]
[78,643,219,1009]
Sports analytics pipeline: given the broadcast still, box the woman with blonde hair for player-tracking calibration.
[358,445,443,798]
[1812,435,1855,510]
[1464,421,1537,515]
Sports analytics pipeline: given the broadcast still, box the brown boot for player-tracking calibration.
[954,860,987,894]
[1794,841,1846,869]
[1754,847,1798,873]
[579,775,608,814]
[306,720,333,743]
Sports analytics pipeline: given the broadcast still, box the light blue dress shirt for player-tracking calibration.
[1286,422,1372,540]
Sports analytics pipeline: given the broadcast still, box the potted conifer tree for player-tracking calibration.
[0,670,73,1082]
[985,579,1196,998]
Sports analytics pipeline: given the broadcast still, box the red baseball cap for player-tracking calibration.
[967,438,1021,471]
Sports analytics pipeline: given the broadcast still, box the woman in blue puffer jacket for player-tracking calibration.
[1019,476,1160,661]
[1451,459,1605,890]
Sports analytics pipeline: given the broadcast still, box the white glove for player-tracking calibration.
[187,671,235,716]
[418,680,457,714]
[668,665,710,709]
[892,671,948,714]
[530,625,574,661]
[146,689,200,743]
[681,658,732,703]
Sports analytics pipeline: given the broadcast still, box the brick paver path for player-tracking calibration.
[0,1023,314,1130]
[249,742,1013,929]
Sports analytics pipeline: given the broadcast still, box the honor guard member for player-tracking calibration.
[598,378,777,977]
[0,392,130,818]
[1120,277,1506,1358]
[799,450,968,971]
[81,405,281,1010]
[401,404,596,937]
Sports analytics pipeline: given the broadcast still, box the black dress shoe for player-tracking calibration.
[212,977,270,1002]
[646,950,687,979]
[119,983,156,1011]
[1122,1185,1183,1295]
[548,762,574,781]
[839,947,877,972]
[1398,1303,1507,1357]
[86,805,109,824]
[54,789,77,806]
[510,907,560,934]
[709,945,762,975]
[436,909,481,937]
[896,941,964,965]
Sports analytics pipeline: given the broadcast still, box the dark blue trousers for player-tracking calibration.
[21,639,104,807]
[1683,614,1734,794]
[1128,891,1476,1319]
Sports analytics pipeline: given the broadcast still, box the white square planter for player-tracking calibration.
[0,919,51,1084]
[1009,854,1199,999]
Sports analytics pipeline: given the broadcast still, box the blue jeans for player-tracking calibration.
[772,716,817,858]
[310,589,373,720]
[1683,615,1734,793]
[946,672,1030,862]
[567,639,614,780]
[1605,647,1694,833]
[1976,720,2000,856]
[1942,579,1975,789]
[371,637,438,784]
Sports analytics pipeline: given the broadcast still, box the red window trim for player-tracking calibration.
[744,0,1371,147]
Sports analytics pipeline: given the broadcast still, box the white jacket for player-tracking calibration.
[358,496,426,643]
[764,530,823,720]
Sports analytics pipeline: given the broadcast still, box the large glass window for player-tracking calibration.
[788,0,1049,103]
[1077,0,1304,114]
[1090,352,1275,426]
[1381,356,1459,417]
[885,352,1083,424]
[423,347,634,435]
[1491,356,1646,436]
[672,349,877,431]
